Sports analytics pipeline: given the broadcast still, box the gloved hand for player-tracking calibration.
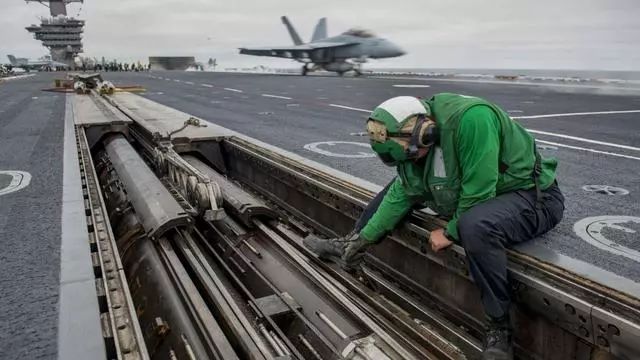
[341,232,371,271]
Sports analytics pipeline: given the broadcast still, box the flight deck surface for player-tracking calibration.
[0,74,66,359]
[0,72,639,359]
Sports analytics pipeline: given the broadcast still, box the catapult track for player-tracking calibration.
[71,87,639,360]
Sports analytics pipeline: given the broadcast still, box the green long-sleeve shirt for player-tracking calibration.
[360,105,508,242]
[359,176,414,242]
[445,105,501,240]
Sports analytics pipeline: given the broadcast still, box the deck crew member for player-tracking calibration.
[304,94,565,360]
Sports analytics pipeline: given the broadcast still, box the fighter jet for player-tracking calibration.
[239,16,405,76]
[7,55,69,71]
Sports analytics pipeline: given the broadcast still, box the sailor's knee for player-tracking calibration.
[547,189,565,227]
[457,211,498,255]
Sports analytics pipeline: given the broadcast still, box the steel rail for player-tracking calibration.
[198,219,341,356]
[273,223,479,360]
[173,229,274,360]
[95,136,244,359]
[254,219,421,360]
[77,126,149,359]
[155,236,241,360]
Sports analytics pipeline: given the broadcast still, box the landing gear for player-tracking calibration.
[353,63,364,77]
[301,64,308,76]
[337,71,345,77]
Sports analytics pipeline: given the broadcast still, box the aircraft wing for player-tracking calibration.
[24,60,68,68]
[239,42,356,58]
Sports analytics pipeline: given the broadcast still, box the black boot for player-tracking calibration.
[483,315,513,360]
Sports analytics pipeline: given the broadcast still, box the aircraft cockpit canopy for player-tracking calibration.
[342,28,376,38]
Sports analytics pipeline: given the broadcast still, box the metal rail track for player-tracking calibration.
[95,134,257,359]
[76,126,148,359]
[90,126,438,358]
[185,155,450,359]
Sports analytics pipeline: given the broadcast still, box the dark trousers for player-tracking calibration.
[354,180,565,319]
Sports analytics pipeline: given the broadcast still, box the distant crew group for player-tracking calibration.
[94,62,151,72]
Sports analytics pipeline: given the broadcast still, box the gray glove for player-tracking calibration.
[341,232,371,271]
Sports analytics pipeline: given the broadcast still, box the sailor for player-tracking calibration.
[304,94,565,360]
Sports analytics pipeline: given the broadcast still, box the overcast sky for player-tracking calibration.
[1,0,638,70]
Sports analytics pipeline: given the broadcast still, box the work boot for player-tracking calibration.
[483,316,514,360]
[303,232,370,270]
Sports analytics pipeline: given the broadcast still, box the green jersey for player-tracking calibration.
[360,93,558,242]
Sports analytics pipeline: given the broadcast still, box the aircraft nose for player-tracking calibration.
[386,41,406,57]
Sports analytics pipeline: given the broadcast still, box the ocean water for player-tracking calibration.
[370,68,640,83]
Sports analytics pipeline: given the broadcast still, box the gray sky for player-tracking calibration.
[1,0,639,70]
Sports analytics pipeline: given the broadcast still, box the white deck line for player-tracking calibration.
[326,103,639,156]
[262,94,292,100]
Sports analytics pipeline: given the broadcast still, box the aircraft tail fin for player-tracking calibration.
[281,16,303,45]
[7,55,17,65]
[311,18,327,42]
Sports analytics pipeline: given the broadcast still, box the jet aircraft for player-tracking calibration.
[7,55,69,71]
[239,16,405,76]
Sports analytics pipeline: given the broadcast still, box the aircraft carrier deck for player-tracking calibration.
[0,72,638,360]
[110,71,640,281]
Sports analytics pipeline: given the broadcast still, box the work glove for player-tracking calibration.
[341,232,371,271]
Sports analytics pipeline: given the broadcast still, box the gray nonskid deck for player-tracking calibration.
[0,74,65,359]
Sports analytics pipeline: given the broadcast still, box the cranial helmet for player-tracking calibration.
[367,96,437,166]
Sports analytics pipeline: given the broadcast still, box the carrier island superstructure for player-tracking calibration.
[24,0,85,66]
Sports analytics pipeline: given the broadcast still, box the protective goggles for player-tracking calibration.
[366,120,413,144]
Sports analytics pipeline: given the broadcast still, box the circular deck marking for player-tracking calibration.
[304,141,375,158]
[0,171,32,196]
[582,185,629,196]
[574,216,640,262]
[392,84,430,88]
